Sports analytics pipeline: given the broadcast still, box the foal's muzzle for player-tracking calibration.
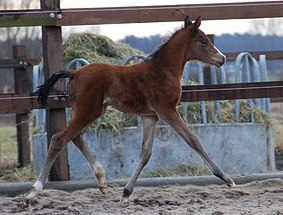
[217,55,226,67]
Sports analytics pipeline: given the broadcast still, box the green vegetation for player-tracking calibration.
[0,126,17,168]
[143,164,211,178]
[0,166,37,183]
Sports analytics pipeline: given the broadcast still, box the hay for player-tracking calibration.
[184,100,273,125]
[92,107,138,132]
[63,33,143,67]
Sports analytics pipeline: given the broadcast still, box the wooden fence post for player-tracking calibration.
[40,0,69,181]
[13,45,31,167]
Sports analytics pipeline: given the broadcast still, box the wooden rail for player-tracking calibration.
[0,58,41,69]
[0,93,69,114]
[225,51,283,61]
[1,81,282,114]
[181,81,283,102]
[0,0,282,181]
[0,1,283,27]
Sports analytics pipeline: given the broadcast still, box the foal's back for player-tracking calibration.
[68,62,159,115]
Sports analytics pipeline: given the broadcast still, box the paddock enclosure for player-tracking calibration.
[0,0,283,214]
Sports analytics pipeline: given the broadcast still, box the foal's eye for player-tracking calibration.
[200,40,207,47]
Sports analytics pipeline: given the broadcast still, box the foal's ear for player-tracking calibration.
[184,16,193,28]
[192,16,202,33]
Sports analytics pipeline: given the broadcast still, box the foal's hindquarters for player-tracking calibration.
[22,71,108,208]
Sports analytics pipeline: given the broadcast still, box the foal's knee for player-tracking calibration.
[139,149,152,163]
[50,132,66,152]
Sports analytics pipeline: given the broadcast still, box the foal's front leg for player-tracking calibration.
[158,108,235,187]
[121,115,158,203]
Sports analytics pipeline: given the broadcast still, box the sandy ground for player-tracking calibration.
[0,178,283,215]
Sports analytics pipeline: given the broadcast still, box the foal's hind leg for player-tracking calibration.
[22,104,104,208]
[22,128,76,208]
[121,115,158,203]
[72,134,107,194]
[158,108,235,187]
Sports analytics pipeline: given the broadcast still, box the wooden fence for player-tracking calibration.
[0,46,40,167]
[0,0,282,180]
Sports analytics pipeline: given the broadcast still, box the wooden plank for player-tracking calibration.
[0,59,23,68]
[181,81,283,102]
[0,58,41,69]
[0,81,283,114]
[225,51,283,61]
[0,9,55,27]
[271,97,283,103]
[40,0,69,181]
[0,1,283,27]
[13,45,31,167]
[0,93,69,114]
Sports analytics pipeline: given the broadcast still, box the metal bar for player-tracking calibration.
[210,66,222,120]
[259,55,271,112]
[0,1,283,27]
[183,62,190,121]
[198,64,207,124]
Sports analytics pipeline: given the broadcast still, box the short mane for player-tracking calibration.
[144,27,185,62]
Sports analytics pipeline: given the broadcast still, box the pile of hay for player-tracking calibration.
[62,33,273,130]
[63,33,143,66]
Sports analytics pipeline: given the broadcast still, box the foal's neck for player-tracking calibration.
[151,29,191,80]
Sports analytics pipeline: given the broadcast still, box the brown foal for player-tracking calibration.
[22,16,235,208]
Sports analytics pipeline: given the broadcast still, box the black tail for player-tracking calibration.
[36,70,72,106]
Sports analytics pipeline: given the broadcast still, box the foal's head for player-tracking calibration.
[184,16,226,67]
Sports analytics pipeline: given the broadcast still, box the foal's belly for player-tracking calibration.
[104,98,155,116]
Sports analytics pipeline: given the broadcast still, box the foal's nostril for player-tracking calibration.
[218,60,225,67]
[222,55,226,63]
[218,55,226,67]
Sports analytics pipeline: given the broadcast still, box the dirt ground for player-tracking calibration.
[0,178,283,215]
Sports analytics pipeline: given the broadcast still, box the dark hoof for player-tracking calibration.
[226,179,236,187]
[99,186,107,195]
[21,199,31,209]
